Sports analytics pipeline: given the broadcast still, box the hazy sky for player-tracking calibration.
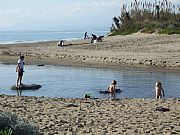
[0,0,179,31]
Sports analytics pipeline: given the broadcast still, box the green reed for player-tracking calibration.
[110,0,180,35]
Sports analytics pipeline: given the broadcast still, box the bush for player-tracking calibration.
[0,128,13,135]
[110,0,180,35]
[108,31,122,36]
[120,27,140,35]
[108,27,140,36]
[0,112,40,135]
[158,28,180,35]
[141,28,155,34]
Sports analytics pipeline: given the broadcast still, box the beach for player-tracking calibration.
[0,33,180,72]
[0,95,180,134]
[0,33,180,134]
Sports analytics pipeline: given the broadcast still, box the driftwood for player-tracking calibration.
[11,84,42,90]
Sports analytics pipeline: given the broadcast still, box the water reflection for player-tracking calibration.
[0,64,180,98]
[16,89,22,96]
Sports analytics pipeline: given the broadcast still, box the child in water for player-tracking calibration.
[154,82,165,99]
[108,80,117,93]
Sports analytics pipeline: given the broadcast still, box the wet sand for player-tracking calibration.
[0,95,179,135]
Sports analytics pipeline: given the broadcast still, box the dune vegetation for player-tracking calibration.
[110,0,180,35]
[0,112,39,135]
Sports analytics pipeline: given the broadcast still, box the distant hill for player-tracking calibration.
[109,0,180,36]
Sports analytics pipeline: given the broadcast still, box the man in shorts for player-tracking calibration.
[16,56,25,88]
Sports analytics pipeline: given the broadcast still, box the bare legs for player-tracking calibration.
[16,76,23,96]
[16,76,23,87]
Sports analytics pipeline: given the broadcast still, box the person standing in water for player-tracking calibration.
[16,55,25,88]
[154,81,165,99]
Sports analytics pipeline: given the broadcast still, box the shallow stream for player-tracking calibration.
[0,64,180,98]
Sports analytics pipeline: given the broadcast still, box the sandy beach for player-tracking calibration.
[0,33,180,72]
[0,34,180,134]
[0,95,179,134]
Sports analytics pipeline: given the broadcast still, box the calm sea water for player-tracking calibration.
[0,64,180,98]
[0,30,107,44]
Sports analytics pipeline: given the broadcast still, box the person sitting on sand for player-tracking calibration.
[16,55,25,88]
[107,80,117,93]
[97,36,104,42]
[57,40,64,47]
[91,34,97,43]
[153,82,165,99]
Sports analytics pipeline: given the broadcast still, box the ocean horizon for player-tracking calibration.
[0,29,108,44]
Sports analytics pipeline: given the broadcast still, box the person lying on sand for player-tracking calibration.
[107,80,117,93]
[153,81,165,99]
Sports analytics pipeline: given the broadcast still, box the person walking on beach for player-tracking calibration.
[154,82,165,99]
[84,32,88,39]
[16,55,25,88]
[107,80,117,93]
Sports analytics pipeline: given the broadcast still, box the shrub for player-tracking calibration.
[141,28,155,34]
[121,27,140,35]
[0,112,40,135]
[0,128,13,135]
[158,28,180,35]
[110,0,180,35]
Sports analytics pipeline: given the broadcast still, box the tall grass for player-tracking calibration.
[110,0,180,35]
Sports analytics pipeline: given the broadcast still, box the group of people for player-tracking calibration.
[16,56,165,99]
[57,32,104,47]
[107,80,165,99]
[84,32,104,43]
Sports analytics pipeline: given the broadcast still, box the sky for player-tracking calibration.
[0,0,179,31]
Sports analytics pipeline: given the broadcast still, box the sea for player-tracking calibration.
[0,30,108,44]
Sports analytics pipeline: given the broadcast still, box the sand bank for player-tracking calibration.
[0,34,180,71]
[0,95,179,134]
